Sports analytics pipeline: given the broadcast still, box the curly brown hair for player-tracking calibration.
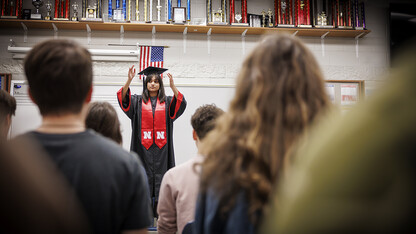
[199,33,330,223]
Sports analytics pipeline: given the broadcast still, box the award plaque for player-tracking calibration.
[230,0,248,26]
[1,0,23,19]
[353,0,365,29]
[31,0,43,20]
[207,0,227,25]
[295,0,312,27]
[54,0,69,20]
[22,9,31,19]
[44,1,52,20]
[275,0,295,27]
[173,6,185,24]
[335,0,353,28]
[312,0,334,28]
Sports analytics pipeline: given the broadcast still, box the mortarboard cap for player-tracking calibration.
[138,66,168,91]
[138,66,168,76]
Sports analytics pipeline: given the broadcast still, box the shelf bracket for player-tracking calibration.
[355,32,364,58]
[20,22,28,43]
[86,24,91,45]
[183,27,187,54]
[242,29,248,55]
[152,26,156,46]
[320,31,330,57]
[321,31,330,39]
[120,25,124,45]
[292,30,299,36]
[207,28,212,55]
[52,23,58,39]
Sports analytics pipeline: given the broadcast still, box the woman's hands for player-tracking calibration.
[122,65,136,101]
[128,65,136,82]
[167,73,179,98]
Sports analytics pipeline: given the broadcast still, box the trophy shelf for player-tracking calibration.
[0,19,370,38]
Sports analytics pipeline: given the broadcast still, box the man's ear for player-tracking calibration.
[85,86,93,103]
[28,88,36,104]
[192,129,198,141]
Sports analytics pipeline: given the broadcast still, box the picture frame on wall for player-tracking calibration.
[173,7,186,24]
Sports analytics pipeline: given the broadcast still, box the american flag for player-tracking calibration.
[139,46,164,79]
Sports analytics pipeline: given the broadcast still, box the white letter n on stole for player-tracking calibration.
[157,131,165,139]
[143,131,152,139]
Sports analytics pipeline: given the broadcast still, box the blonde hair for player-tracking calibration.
[199,33,329,223]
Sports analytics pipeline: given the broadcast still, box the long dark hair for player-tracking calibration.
[199,33,330,223]
[142,74,166,103]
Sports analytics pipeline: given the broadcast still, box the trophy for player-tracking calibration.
[44,1,52,20]
[335,0,353,28]
[54,0,69,20]
[207,0,227,25]
[268,9,274,27]
[0,0,23,19]
[295,0,312,27]
[71,2,79,21]
[353,0,365,29]
[81,0,103,21]
[312,0,334,28]
[275,0,295,27]
[31,0,43,20]
[230,0,248,26]
[261,10,266,27]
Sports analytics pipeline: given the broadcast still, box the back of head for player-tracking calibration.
[0,89,16,124]
[191,104,224,141]
[86,102,122,145]
[24,39,92,116]
[199,33,329,222]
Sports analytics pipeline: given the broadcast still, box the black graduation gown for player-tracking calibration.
[117,87,187,203]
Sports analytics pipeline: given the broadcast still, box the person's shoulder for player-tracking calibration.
[82,130,137,161]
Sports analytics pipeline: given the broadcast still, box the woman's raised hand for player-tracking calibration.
[128,65,136,81]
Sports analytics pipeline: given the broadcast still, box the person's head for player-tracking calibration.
[24,39,93,116]
[191,104,224,145]
[0,89,16,138]
[86,102,122,145]
[142,74,166,103]
[199,33,329,222]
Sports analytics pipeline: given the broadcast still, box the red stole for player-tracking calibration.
[141,97,167,150]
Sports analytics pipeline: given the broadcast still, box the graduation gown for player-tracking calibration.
[117,87,187,202]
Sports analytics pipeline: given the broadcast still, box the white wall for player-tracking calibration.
[0,0,390,165]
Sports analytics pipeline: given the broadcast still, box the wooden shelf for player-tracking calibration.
[0,19,370,38]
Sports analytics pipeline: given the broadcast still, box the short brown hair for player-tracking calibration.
[0,89,16,123]
[24,39,92,116]
[86,102,122,144]
[191,104,224,140]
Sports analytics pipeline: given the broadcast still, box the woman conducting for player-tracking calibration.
[117,65,187,216]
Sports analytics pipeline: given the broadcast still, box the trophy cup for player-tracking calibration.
[31,0,43,20]
[268,9,274,27]
[44,1,52,20]
[295,0,312,27]
[71,2,78,21]
[336,0,353,28]
[81,0,103,21]
[207,0,227,25]
[0,0,23,19]
[312,0,334,28]
[275,0,295,27]
[230,0,248,26]
[353,0,365,29]
[54,0,69,20]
